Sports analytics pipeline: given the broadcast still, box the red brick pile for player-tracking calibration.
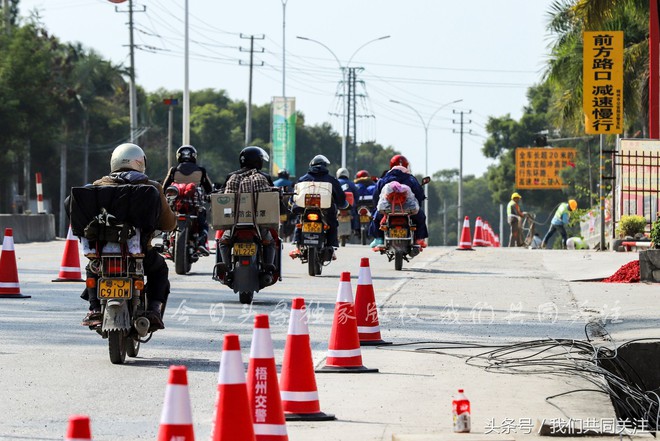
[601,260,640,283]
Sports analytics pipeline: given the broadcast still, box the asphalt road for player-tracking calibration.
[0,240,656,440]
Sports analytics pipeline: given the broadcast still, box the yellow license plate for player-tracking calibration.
[390,228,408,238]
[234,243,257,256]
[302,222,322,233]
[360,215,371,223]
[280,214,288,222]
[98,278,132,299]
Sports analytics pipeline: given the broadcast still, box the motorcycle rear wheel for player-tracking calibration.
[394,252,404,271]
[361,227,367,246]
[108,330,127,364]
[239,291,254,304]
[340,236,346,247]
[175,229,190,275]
[308,248,318,276]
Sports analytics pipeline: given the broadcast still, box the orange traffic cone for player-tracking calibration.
[247,314,288,440]
[316,272,378,373]
[494,234,501,247]
[65,415,92,441]
[157,365,195,441]
[472,217,486,247]
[280,298,336,421]
[210,229,222,253]
[456,217,474,251]
[484,221,493,246]
[355,258,391,346]
[52,225,84,282]
[211,334,255,441]
[0,228,30,299]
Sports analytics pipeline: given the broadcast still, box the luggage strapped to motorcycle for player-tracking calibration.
[82,208,137,259]
[230,180,266,256]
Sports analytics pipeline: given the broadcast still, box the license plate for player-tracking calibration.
[98,278,132,299]
[338,215,351,222]
[280,214,288,222]
[302,222,322,233]
[304,239,320,246]
[390,228,408,238]
[234,243,257,256]
[360,215,371,223]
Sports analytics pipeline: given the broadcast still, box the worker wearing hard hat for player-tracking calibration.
[507,192,526,247]
[541,199,578,249]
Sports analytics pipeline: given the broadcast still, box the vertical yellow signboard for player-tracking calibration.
[583,31,623,134]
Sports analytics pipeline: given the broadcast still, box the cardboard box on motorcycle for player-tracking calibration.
[211,192,280,228]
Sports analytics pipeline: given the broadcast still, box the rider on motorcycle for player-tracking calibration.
[369,155,428,249]
[163,145,213,255]
[336,167,360,235]
[81,143,176,330]
[273,169,294,191]
[354,169,376,208]
[289,155,348,257]
[217,146,278,277]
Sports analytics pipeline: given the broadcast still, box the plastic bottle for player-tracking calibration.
[452,389,471,433]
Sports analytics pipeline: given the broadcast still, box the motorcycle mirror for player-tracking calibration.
[421,176,431,185]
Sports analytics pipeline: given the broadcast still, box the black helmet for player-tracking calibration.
[240,146,269,170]
[309,154,330,167]
[176,145,197,163]
[277,169,290,180]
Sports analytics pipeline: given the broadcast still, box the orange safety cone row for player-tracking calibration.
[280,298,336,421]
[316,272,378,373]
[0,228,30,299]
[456,217,474,251]
[484,222,493,246]
[211,334,255,441]
[52,225,84,282]
[65,415,93,441]
[472,217,486,247]
[247,314,289,440]
[157,365,195,441]
[355,258,391,346]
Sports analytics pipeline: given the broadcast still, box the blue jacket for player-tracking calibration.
[297,165,348,209]
[337,177,359,205]
[373,169,425,206]
[273,177,293,190]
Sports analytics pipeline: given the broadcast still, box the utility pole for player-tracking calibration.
[240,34,265,146]
[452,110,472,241]
[163,98,179,170]
[115,0,145,143]
[345,67,369,172]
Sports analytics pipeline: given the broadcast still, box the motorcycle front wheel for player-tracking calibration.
[175,228,190,275]
[108,330,127,364]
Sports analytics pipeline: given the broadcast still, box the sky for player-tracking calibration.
[17,0,556,178]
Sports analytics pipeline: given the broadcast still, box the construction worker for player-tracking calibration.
[507,192,525,247]
[541,199,578,249]
[566,236,588,250]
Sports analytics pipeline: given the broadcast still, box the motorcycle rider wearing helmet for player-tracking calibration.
[290,155,348,257]
[217,146,278,279]
[336,167,360,235]
[81,143,176,330]
[354,169,376,208]
[163,145,213,255]
[273,169,293,191]
[369,154,428,249]
[541,199,578,249]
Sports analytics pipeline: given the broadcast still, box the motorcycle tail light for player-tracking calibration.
[236,229,255,240]
[323,224,330,231]
[390,216,407,226]
[410,227,417,231]
[86,278,97,288]
[241,259,250,266]
[134,280,144,290]
[295,223,302,228]
[358,207,369,216]
[306,213,320,221]
[177,215,187,221]
[103,257,124,275]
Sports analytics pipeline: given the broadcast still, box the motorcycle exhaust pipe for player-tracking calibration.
[134,316,150,337]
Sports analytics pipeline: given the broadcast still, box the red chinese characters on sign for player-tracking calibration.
[515,148,578,189]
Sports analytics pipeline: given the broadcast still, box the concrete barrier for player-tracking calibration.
[0,214,56,243]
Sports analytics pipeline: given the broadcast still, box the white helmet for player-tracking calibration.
[336,167,350,179]
[110,143,147,173]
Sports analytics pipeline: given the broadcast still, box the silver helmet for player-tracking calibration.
[110,143,147,173]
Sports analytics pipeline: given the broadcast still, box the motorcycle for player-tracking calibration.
[278,195,297,242]
[356,195,374,246]
[211,189,282,304]
[337,191,354,247]
[375,177,431,271]
[161,182,206,275]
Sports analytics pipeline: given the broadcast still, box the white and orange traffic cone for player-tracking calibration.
[210,229,222,253]
[494,234,501,247]
[0,228,30,299]
[157,365,195,441]
[52,225,84,282]
[247,314,288,440]
[317,272,378,373]
[211,334,255,441]
[484,221,493,246]
[472,217,486,247]
[65,415,92,441]
[280,298,335,421]
[456,217,474,251]
[355,258,391,346]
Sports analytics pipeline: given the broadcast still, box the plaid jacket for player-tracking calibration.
[224,168,273,194]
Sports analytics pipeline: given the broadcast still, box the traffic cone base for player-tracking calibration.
[52,226,84,282]
[284,410,336,422]
[360,339,393,347]
[316,365,379,373]
[0,228,30,299]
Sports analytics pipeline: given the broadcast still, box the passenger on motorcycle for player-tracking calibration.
[336,167,360,234]
[289,155,348,257]
[163,145,213,255]
[217,146,278,277]
[369,155,428,249]
[354,170,376,207]
[81,143,176,330]
[273,169,294,191]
